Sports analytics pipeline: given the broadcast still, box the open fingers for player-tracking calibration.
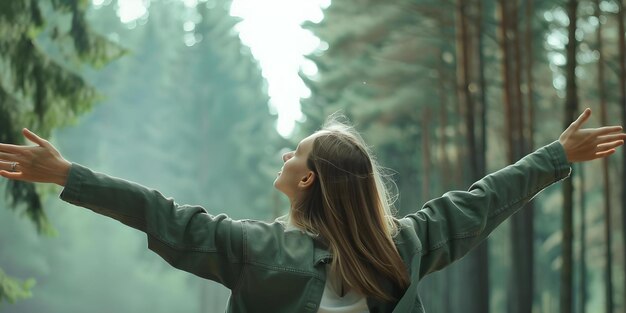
[0,170,22,180]
[595,149,617,159]
[22,128,50,148]
[570,108,592,131]
[0,143,25,154]
[597,140,624,152]
[0,160,19,172]
[597,132,626,144]
[0,152,20,162]
[593,126,624,137]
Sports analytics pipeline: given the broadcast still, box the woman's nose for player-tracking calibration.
[282,151,294,162]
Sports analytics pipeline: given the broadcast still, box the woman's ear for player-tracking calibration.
[298,171,316,189]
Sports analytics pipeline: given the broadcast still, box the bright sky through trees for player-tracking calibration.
[105,0,330,137]
[231,0,330,137]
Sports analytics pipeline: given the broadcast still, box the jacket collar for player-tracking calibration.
[276,215,333,265]
[313,237,332,265]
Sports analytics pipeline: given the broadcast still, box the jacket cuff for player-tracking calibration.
[60,163,87,204]
[545,141,572,181]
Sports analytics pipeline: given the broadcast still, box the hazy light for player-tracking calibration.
[116,0,149,24]
[553,75,566,90]
[600,1,618,13]
[549,52,566,66]
[543,11,553,22]
[546,31,566,49]
[318,41,329,51]
[231,0,328,137]
[301,58,319,77]
[183,21,195,32]
[183,0,198,8]
[109,0,328,137]
[184,33,197,47]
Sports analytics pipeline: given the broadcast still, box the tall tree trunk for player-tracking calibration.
[524,1,537,311]
[579,164,587,313]
[595,1,614,311]
[466,0,490,313]
[617,0,626,310]
[419,106,439,312]
[511,0,524,160]
[509,1,534,312]
[525,0,535,152]
[422,107,432,202]
[498,0,532,311]
[477,0,487,176]
[561,1,578,313]
[453,1,489,312]
[437,46,453,313]
[439,48,451,190]
[457,0,478,179]
[498,0,514,163]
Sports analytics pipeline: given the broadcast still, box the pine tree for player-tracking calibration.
[0,0,122,304]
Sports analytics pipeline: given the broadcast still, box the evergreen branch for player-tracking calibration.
[0,268,36,304]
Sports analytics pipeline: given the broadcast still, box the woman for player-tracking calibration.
[0,108,623,313]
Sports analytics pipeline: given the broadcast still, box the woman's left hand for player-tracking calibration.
[559,108,626,163]
[0,128,71,186]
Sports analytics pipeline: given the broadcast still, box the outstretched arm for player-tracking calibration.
[2,108,620,184]
[405,108,626,277]
[0,128,245,288]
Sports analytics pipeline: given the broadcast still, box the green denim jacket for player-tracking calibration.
[59,141,571,313]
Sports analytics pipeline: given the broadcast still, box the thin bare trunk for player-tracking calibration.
[453,1,488,312]
[499,1,532,311]
[525,0,535,152]
[512,0,524,160]
[422,107,432,201]
[561,1,578,312]
[437,46,452,313]
[438,48,451,189]
[617,0,626,310]
[477,0,487,176]
[498,0,514,163]
[595,1,614,311]
[524,1,537,311]
[457,0,478,180]
[579,164,587,313]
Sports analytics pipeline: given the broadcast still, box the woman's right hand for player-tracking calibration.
[0,128,71,186]
[558,108,626,163]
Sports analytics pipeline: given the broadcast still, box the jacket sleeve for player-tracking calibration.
[60,163,244,289]
[400,141,571,278]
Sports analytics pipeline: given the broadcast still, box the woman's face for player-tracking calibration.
[274,133,319,203]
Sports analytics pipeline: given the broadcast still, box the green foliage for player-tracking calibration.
[301,0,625,312]
[0,0,123,306]
[0,0,124,232]
[0,269,36,305]
[0,0,281,311]
[301,0,456,215]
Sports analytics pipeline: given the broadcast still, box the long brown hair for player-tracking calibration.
[290,116,409,301]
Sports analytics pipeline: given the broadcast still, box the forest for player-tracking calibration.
[0,0,625,312]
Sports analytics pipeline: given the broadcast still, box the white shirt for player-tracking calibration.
[317,265,370,313]
[279,217,370,313]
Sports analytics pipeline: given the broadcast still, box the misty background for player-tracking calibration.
[1,0,625,312]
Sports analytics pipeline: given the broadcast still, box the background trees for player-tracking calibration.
[1,0,625,312]
[302,0,625,312]
[0,0,123,304]
[1,0,281,312]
